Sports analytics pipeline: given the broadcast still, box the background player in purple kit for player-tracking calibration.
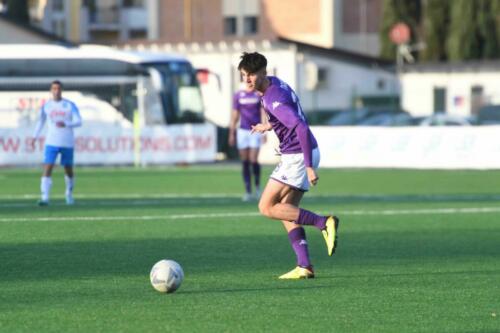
[32,80,82,206]
[228,86,266,201]
[238,52,340,279]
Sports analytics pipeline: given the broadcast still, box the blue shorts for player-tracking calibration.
[44,145,74,166]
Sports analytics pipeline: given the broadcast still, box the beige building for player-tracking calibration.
[154,0,382,56]
[25,0,82,41]
[22,0,382,55]
[0,14,70,44]
[24,0,158,43]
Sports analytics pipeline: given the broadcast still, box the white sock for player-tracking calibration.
[41,177,52,202]
[64,175,74,197]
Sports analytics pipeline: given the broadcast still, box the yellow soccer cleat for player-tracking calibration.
[278,266,315,279]
[322,216,340,256]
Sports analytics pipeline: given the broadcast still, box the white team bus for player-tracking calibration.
[0,44,216,166]
[0,44,205,126]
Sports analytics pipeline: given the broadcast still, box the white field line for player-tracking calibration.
[2,193,500,200]
[0,193,239,199]
[1,207,500,223]
[2,193,500,209]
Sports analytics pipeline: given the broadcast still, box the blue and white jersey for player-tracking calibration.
[33,98,82,148]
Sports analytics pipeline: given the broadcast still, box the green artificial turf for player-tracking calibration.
[0,166,499,332]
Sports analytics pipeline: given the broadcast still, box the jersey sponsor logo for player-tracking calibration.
[50,110,68,118]
[238,97,260,105]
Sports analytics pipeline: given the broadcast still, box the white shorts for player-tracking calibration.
[237,128,262,150]
[270,148,320,192]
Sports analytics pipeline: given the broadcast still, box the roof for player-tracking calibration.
[0,44,189,63]
[278,36,394,70]
[0,14,74,45]
[402,60,500,73]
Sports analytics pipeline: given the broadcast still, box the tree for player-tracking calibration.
[476,0,498,59]
[421,0,449,61]
[446,0,479,60]
[493,0,500,48]
[6,0,29,24]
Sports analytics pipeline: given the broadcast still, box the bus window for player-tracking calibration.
[145,62,204,124]
[142,76,165,125]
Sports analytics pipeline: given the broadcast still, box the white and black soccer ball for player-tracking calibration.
[150,259,184,293]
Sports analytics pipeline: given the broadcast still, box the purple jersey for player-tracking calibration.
[261,76,318,154]
[233,90,261,130]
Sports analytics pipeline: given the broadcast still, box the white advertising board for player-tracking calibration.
[259,126,500,169]
[0,123,217,166]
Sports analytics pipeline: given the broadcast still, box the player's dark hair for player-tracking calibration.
[51,80,63,88]
[238,52,267,73]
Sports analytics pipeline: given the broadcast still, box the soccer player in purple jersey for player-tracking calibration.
[238,52,339,279]
[228,87,266,201]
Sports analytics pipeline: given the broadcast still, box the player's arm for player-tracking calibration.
[259,106,268,143]
[31,105,47,147]
[228,109,240,147]
[64,103,82,128]
[295,121,318,186]
[250,105,272,133]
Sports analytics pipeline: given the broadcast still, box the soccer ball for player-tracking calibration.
[150,259,184,293]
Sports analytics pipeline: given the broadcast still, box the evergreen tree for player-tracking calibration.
[6,0,29,24]
[447,0,481,60]
[380,0,399,59]
[493,0,500,46]
[421,0,449,61]
[476,0,499,59]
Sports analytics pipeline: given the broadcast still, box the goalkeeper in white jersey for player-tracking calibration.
[32,81,82,206]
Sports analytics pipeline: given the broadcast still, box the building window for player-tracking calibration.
[123,0,144,7]
[129,29,147,39]
[52,0,64,11]
[470,85,484,115]
[317,67,328,87]
[243,16,258,35]
[52,19,66,38]
[433,87,447,113]
[377,78,386,90]
[224,17,237,35]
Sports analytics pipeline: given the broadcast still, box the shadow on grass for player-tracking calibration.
[2,193,500,215]
[1,225,499,283]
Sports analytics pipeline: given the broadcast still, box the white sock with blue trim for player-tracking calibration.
[64,175,74,198]
[41,177,52,202]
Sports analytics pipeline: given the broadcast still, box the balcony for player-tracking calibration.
[83,6,147,31]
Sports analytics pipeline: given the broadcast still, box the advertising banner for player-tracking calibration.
[0,123,217,166]
[259,126,500,169]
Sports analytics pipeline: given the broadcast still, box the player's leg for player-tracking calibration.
[258,178,327,229]
[260,149,339,255]
[248,132,262,198]
[278,189,315,279]
[237,128,252,201]
[39,145,57,206]
[239,148,252,201]
[248,147,261,198]
[61,147,75,205]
